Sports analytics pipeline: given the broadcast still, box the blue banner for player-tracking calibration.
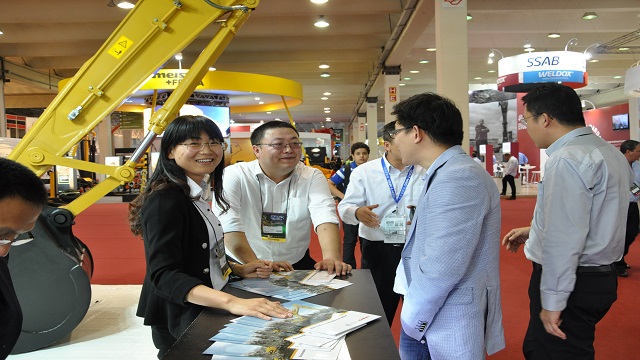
[523,70,584,83]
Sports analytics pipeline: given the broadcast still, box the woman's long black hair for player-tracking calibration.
[128,115,229,236]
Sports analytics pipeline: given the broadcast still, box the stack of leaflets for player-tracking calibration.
[203,300,380,360]
[228,270,352,301]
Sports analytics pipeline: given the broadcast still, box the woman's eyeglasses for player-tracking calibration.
[179,141,228,152]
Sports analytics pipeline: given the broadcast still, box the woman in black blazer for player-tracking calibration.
[128,115,291,358]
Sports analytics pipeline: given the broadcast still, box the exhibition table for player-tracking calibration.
[162,269,400,360]
[520,164,536,187]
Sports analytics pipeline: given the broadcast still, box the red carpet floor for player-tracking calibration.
[74,197,640,359]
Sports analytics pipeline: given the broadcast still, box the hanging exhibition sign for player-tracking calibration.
[497,51,587,92]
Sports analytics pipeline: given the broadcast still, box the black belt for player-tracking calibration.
[532,262,615,274]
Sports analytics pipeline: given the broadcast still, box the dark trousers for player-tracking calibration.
[342,223,360,268]
[501,174,516,197]
[360,238,403,325]
[617,202,639,269]
[523,263,617,360]
[152,325,176,359]
[292,249,317,270]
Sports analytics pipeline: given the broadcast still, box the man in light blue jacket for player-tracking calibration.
[391,93,505,359]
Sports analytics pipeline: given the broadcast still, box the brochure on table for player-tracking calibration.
[228,270,352,301]
[203,300,380,360]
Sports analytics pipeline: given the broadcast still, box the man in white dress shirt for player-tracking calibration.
[501,152,518,200]
[215,121,351,275]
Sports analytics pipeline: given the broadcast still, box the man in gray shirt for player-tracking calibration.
[502,83,631,359]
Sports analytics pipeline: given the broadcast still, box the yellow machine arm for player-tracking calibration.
[8,0,259,216]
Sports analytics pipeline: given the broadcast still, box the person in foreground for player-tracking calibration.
[129,115,292,358]
[338,121,425,325]
[391,93,505,359]
[502,83,631,360]
[214,121,351,275]
[0,158,47,360]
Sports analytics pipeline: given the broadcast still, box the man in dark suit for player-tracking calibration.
[0,158,48,359]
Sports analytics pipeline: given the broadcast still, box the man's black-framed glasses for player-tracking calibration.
[0,232,35,247]
[519,114,539,127]
[388,127,412,140]
[255,141,304,151]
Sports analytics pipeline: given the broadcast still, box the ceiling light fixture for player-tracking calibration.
[323,92,331,95]
[117,1,135,9]
[466,13,473,21]
[564,38,578,51]
[418,60,429,64]
[0,27,3,35]
[320,72,330,77]
[581,99,596,109]
[174,53,183,69]
[582,12,598,20]
[319,63,330,69]
[523,39,532,48]
[208,67,216,71]
[619,47,630,51]
[426,48,436,52]
[310,0,328,3]
[548,33,561,38]
[314,15,329,28]
[321,97,329,100]
[107,0,116,7]
[524,48,535,53]
[487,49,504,64]
[583,43,602,60]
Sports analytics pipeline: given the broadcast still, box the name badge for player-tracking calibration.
[214,239,231,279]
[381,209,407,244]
[261,212,287,242]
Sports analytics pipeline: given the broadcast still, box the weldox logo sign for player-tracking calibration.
[498,51,586,88]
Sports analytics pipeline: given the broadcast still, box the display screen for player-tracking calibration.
[612,113,629,130]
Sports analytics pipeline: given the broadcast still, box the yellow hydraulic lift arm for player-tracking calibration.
[5,0,259,354]
[8,0,259,216]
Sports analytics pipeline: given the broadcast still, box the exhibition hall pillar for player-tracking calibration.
[356,112,367,144]
[383,65,401,124]
[630,97,639,141]
[0,74,6,137]
[367,97,379,160]
[435,0,469,151]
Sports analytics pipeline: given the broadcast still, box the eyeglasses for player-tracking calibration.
[388,127,412,140]
[0,232,35,247]
[255,141,303,151]
[519,114,539,127]
[179,141,228,152]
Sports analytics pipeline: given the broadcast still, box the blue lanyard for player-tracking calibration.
[381,157,414,204]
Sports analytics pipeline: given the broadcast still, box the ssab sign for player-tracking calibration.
[497,51,587,92]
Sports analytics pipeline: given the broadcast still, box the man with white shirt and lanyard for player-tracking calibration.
[502,83,631,359]
[215,121,351,276]
[338,121,426,325]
